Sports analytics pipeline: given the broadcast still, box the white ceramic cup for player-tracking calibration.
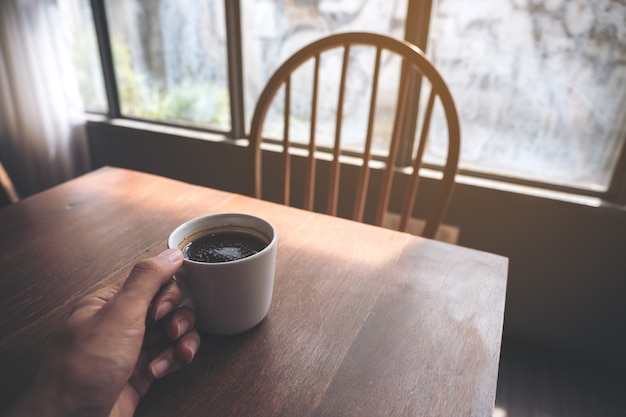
[168,213,277,335]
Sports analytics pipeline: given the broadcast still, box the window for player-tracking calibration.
[104,0,230,130]
[65,0,626,199]
[426,0,626,192]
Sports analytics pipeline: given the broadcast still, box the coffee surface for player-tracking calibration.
[182,231,267,263]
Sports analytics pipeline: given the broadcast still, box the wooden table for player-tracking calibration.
[0,167,508,416]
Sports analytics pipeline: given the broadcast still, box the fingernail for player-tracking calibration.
[160,248,182,263]
[154,301,174,321]
[177,319,190,338]
[151,358,170,378]
[186,337,200,364]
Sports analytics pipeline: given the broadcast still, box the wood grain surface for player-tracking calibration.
[0,167,508,417]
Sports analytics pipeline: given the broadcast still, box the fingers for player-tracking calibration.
[175,331,201,364]
[148,331,201,378]
[94,249,199,380]
[164,307,196,341]
[144,307,199,378]
[102,249,183,323]
[151,279,185,322]
[144,307,196,349]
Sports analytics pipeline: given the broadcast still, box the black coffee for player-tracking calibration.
[182,231,267,263]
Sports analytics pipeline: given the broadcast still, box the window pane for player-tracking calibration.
[241,0,408,148]
[427,0,626,191]
[60,0,107,112]
[104,0,230,130]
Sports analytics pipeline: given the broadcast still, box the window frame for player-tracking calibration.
[88,0,626,206]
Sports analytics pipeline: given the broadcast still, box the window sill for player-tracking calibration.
[453,174,610,209]
[85,113,249,147]
[84,115,626,212]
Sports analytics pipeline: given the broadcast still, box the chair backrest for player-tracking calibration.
[248,32,460,239]
[0,160,19,204]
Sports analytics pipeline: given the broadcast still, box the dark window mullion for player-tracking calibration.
[405,0,433,51]
[225,0,246,139]
[396,0,435,167]
[90,0,121,118]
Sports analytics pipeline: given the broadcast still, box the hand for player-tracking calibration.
[6,248,201,417]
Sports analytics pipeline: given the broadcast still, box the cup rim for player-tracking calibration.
[168,212,277,265]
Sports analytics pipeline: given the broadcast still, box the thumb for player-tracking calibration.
[102,249,183,323]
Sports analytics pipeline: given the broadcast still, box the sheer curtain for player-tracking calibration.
[0,0,89,198]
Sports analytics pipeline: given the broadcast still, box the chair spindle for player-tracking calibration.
[375,57,411,226]
[400,86,436,232]
[327,44,350,216]
[304,55,320,211]
[283,76,291,205]
[353,46,382,222]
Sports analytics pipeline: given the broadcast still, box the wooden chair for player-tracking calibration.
[248,32,460,241]
[0,160,19,204]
